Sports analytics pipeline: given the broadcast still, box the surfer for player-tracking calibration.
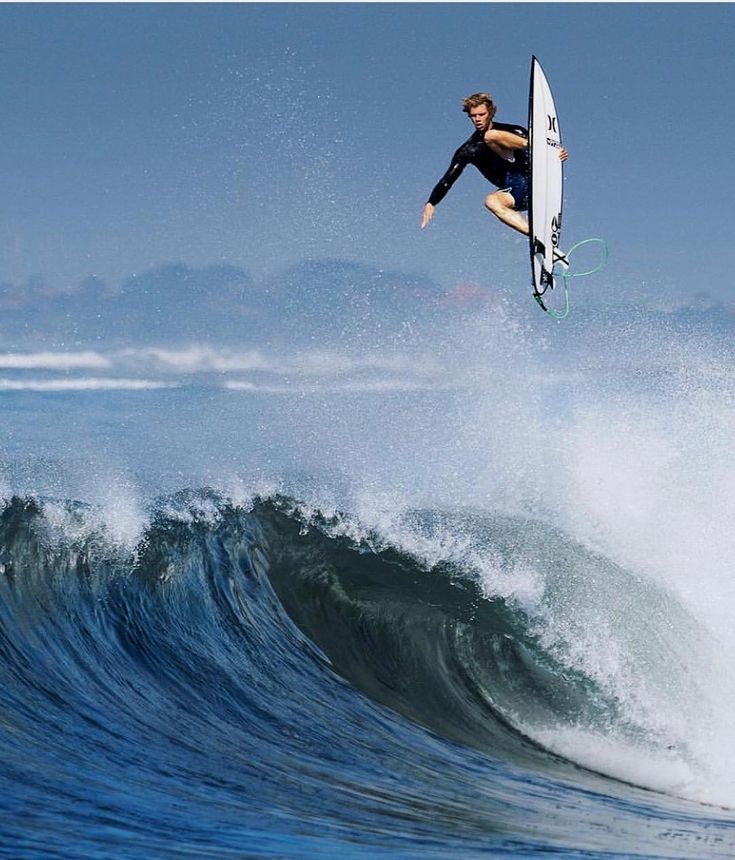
[420,92,568,240]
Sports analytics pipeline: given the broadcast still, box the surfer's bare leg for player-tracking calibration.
[484,191,529,236]
[484,190,569,265]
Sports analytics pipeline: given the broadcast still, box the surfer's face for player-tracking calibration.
[468,105,492,132]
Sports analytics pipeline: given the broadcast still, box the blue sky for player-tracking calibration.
[0,3,733,306]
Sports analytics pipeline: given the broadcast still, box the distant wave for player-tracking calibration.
[0,345,447,394]
[120,345,444,381]
[0,351,112,369]
[0,377,175,391]
[224,379,445,393]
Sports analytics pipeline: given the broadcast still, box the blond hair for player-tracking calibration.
[461,92,497,118]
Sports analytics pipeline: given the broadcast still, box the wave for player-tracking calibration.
[0,377,175,391]
[0,345,446,396]
[0,493,710,785]
[3,490,735,856]
[0,346,443,378]
[0,351,112,370]
[258,500,711,787]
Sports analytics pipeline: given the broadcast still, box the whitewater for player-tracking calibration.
[2,289,735,858]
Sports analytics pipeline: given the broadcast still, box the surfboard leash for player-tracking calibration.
[537,237,609,320]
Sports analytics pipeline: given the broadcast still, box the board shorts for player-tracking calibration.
[500,170,529,212]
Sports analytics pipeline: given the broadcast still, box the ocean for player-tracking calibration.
[2,295,735,858]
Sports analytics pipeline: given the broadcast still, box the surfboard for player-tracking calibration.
[528,56,564,308]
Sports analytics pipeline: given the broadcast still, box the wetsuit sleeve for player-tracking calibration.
[427,148,467,206]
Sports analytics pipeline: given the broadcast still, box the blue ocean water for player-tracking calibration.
[2,303,735,858]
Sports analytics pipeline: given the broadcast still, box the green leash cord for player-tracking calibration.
[535,237,609,320]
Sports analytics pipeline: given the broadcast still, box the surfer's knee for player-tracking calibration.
[485,191,513,217]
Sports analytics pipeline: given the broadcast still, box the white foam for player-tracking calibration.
[223,379,444,394]
[112,344,445,385]
[532,726,703,801]
[0,351,112,370]
[41,484,147,551]
[0,378,174,391]
[125,346,269,374]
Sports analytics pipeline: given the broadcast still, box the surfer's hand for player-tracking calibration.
[421,203,435,229]
[560,147,569,162]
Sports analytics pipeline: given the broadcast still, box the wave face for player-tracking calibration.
[1,491,734,859]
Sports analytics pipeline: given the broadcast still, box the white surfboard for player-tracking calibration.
[528,56,563,306]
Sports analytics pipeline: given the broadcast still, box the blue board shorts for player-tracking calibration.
[500,171,529,212]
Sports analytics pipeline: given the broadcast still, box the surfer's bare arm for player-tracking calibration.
[483,129,528,150]
[483,128,568,160]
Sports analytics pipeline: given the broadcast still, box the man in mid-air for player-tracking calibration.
[421,91,568,247]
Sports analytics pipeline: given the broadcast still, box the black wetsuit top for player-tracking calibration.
[427,121,529,206]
